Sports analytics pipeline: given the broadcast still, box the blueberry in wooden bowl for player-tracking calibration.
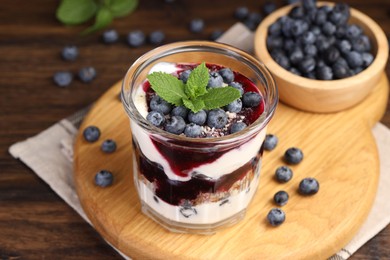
[254,0,388,113]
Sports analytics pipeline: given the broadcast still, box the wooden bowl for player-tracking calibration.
[254,2,388,113]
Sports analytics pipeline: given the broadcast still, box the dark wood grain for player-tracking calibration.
[0,0,389,259]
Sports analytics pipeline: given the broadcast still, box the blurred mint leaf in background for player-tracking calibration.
[56,0,138,34]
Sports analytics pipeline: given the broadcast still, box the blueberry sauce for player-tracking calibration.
[134,139,263,205]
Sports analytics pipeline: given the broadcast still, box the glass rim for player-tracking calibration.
[121,40,278,144]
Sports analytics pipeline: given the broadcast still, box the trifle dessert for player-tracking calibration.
[121,42,278,234]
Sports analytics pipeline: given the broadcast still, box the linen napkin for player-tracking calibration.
[9,23,390,260]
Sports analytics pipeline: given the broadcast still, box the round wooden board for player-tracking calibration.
[74,73,388,260]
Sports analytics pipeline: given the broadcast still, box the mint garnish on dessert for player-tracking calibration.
[147,62,240,113]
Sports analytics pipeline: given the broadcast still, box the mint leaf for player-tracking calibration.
[56,0,98,25]
[82,7,113,34]
[202,87,241,110]
[109,0,138,18]
[148,72,186,106]
[185,62,209,99]
[183,98,205,113]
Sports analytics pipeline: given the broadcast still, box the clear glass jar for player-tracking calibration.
[121,41,278,234]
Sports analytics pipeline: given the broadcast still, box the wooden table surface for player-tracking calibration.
[1,0,389,259]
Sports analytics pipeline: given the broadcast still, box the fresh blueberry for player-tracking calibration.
[266,36,284,51]
[362,52,374,67]
[324,46,340,65]
[218,68,234,84]
[184,123,202,137]
[101,139,117,153]
[272,52,291,70]
[244,12,263,30]
[53,71,73,87]
[284,0,299,4]
[207,109,228,129]
[334,57,349,68]
[242,92,262,107]
[208,72,224,88]
[171,106,189,119]
[310,25,322,36]
[345,51,364,69]
[316,59,326,68]
[322,21,336,36]
[336,39,352,54]
[289,6,305,19]
[95,170,113,187]
[264,134,278,151]
[179,70,191,83]
[314,9,327,25]
[316,34,332,52]
[274,191,289,206]
[283,38,295,51]
[78,67,97,83]
[291,19,309,37]
[332,62,351,79]
[230,82,244,96]
[210,29,223,41]
[230,122,247,134]
[102,29,119,44]
[305,71,317,79]
[83,126,100,143]
[329,3,350,26]
[226,99,242,113]
[298,57,316,74]
[61,45,78,61]
[299,177,320,195]
[267,208,286,226]
[301,31,316,45]
[189,18,204,33]
[268,21,282,36]
[234,6,249,20]
[149,30,165,45]
[164,116,186,135]
[150,95,172,114]
[281,17,294,38]
[353,67,364,75]
[263,2,277,16]
[289,48,304,65]
[316,65,333,80]
[303,44,318,57]
[335,25,348,38]
[188,110,207,125]
[275,166,293,183]
[146,111,165,127]
[127,30,146,47]
[346,24,362,39]
[302,0,316,11]
[352,35,371,52]
[284,147,304,164]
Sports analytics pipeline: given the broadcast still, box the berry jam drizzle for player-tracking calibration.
[134,139,263,205]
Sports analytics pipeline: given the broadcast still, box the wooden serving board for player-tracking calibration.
[74,73,388,260]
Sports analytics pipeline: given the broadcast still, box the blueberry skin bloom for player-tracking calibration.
[101,139,117,153]
[242,92,262,107]
[53,71,73,87]
[263,134,278,151]
[79,67,97,83]
[207,109,228,129]
[274,191,289,206]
[284,147,304,164]
[299,177,320,195]
[102,29,119,44]
[146,111,165,127]
[188,110,207,125]
[61,45,78,61]
[164,116,186,135]
[150,95,172,115]
[184,123,202,138]
[230,122,247,134]
[83,126,101,143]
[127,30,146,47]
[189,19,204,33]
[267,208,286,226]
[275,166,293,183]
[95,170,114,187]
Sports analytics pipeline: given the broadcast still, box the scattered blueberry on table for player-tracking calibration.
[210,30,223,41]
[83,126,101,142]
[61,45,78,61]
[274,190,289,206]
[267,208,286,226]
[127,30,146,47]
[275,165,293,183]
[263,134,278,151]
[234,6,249,20]
[102,29,119,44]
[78,67,97,83]
[101,139,117,153]
[149,30,165,45]
[53,71,73,87]
[189,18,205,33]
[299,177,320,195]
[284,147,304,165]
[95,170,114,187]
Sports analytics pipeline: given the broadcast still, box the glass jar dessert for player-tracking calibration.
[121,41,278,234]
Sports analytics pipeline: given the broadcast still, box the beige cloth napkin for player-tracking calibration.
[9,23,390,259]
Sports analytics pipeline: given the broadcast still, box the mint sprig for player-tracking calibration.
[147,63,241,113]
[56,0,138,34]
